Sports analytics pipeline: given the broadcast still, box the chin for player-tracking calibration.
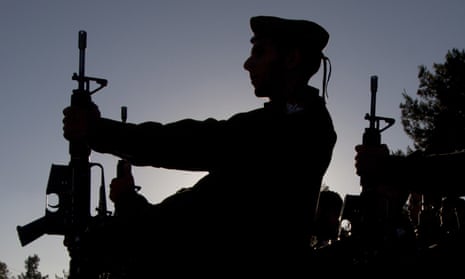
[254,89,269,98]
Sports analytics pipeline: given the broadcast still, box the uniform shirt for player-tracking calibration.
[89,85,337,272]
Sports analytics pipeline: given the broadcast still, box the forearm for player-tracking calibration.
[89,117,164,166]
[403,151,465,196]
[88,117,222,170]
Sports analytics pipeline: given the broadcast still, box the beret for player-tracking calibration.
[250,16,329,53]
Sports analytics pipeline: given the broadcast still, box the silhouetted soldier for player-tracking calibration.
[63,15,336,277]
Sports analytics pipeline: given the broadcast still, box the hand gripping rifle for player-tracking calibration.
[16,31,110,278]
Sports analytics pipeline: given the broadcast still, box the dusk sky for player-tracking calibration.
[2,0,465,276]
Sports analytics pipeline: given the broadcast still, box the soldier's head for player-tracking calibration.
[244,16,330,99]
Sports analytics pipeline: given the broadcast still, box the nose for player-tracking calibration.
[243,56,252,72]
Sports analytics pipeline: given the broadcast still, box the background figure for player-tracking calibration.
[354,144,465,270]
[440,196,465,241]
[311,188,343,250]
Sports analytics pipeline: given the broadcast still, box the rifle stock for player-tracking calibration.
[17,164,72,246]
[17,216,50,247]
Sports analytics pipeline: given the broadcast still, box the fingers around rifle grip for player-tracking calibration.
[62,104,101,141]
[355,144,391,176]
[109,176,136,203]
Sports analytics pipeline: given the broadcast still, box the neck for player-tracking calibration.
[271,83,308,105]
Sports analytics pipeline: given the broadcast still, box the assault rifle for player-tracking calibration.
[359,75,395,244]
[16,31,110,278]
[338,75,396,264]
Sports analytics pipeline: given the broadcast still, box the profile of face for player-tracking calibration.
[243,38,286,99]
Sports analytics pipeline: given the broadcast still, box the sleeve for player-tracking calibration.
[402,151,465,196]
[88,117,162,165]
[88,116,232,170]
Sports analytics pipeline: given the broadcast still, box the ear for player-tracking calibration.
[285,48,303,70]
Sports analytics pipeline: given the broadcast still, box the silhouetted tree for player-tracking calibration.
[400,48,465,154]
[54,270,68,279]
[0,261,11,279]
[17,255,48,279]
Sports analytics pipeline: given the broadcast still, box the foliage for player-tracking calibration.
[17,255,48,279]
[53,270,69,279]
[400,48,465,154]
[0,261,11,279]
[0,256,68,279]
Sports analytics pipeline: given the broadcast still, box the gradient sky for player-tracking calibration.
[2,0,465,276]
